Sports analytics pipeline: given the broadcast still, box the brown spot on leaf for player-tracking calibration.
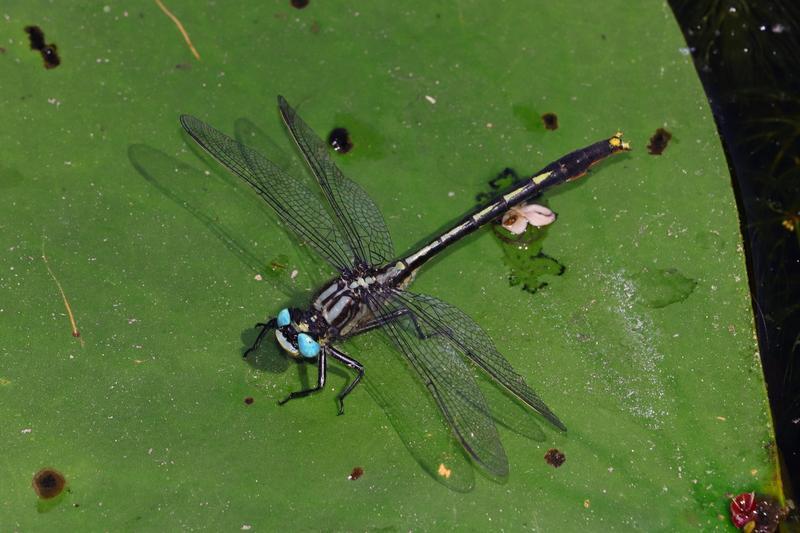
[542,113,558,130]
[328,127,353,154]
[32,468,66,499]
[647,128,672,155]
[25,25,46,49]
[24,26,60,69]
[544,448,566,468]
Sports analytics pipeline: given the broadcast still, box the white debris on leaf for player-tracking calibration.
[501,203,556,234]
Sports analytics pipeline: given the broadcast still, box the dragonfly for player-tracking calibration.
[180,96,629,476]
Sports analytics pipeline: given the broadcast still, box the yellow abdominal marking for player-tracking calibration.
[532,171,553,185]
[471,206,494,222]
[503,186,528,203]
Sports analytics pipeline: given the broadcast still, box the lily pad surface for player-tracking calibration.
[0,1,778,530]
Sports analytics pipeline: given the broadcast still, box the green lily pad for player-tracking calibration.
[0,1,780,530]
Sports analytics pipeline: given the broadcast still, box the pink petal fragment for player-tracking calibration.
[502,211,529,234]
[501,204,555,234]
[518,204,556,227]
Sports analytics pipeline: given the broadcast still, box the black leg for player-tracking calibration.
[243,318,277,358]
[346,308,428,340]
[278,350,327,405]
[327,346,364,415]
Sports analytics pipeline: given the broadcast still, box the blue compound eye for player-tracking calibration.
[276,308,291,327]
[297,333,320,358]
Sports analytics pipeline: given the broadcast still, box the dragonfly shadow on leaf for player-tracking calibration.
[231,117,334,290]
[242,329,310,401]
[349,331,478,492]
[349,332,550,491]
[128,143,317,304]
[241,324,352,409]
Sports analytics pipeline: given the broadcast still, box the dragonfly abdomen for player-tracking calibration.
[395,133,629,278]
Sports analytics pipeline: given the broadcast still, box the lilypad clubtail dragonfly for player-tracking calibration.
[180,96,629,476]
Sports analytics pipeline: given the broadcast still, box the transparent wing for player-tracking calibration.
[278,96,395,268]
[392,290,566,431]
[180,115,355,271]
[366,293,509,476]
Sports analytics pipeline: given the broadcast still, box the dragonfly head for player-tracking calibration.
[274,308,321,359]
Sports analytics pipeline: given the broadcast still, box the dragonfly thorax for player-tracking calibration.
[312,273,383,336]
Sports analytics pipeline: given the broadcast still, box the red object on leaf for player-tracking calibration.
[730,492,757,529]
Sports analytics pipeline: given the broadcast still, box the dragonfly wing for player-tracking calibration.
[278,96,395,268]
[234,118,299,176]
[366,293,509,477]
[392,289,566,431]
[180,115,356,271]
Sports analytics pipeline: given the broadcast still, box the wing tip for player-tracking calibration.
[541,409,567,432]
[277,95,294,122]
[468,443,509,478]
[179,114,198,131]
[493,460,510,478]
[277,95,291,114]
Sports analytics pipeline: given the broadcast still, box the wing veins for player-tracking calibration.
[180,114,355,271]
[277,96,394,267]
[365,292,509,476]
[392,289,566,431]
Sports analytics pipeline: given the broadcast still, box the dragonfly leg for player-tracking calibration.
[327,345,364,416]
[243,318,278,358]
[346,308,428,340]
[278,349,327,405]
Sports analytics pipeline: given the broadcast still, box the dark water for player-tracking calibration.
[669,0,800,499]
